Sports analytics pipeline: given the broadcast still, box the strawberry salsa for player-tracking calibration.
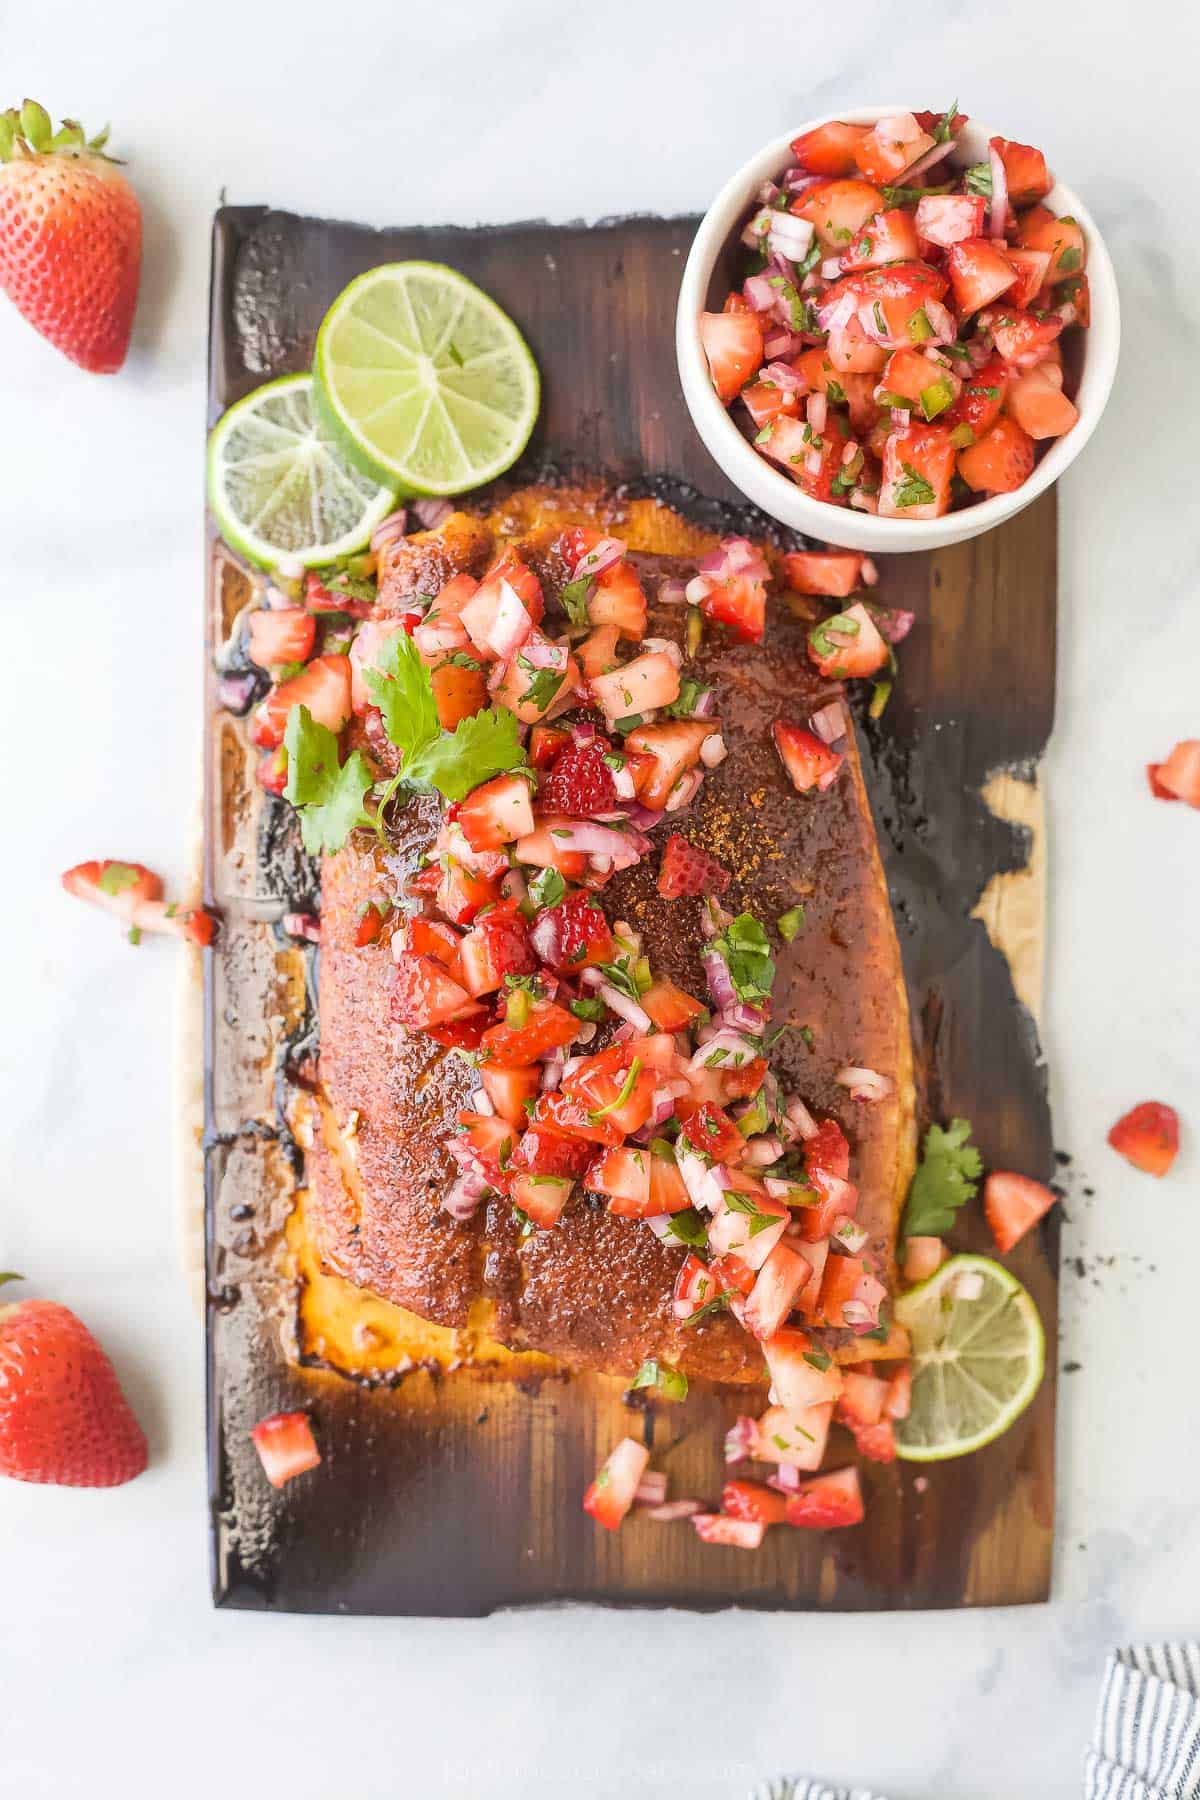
[221,515,921,1540]
[699,106,1089,518]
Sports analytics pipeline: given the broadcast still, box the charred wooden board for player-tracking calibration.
[205,206,1058,1615]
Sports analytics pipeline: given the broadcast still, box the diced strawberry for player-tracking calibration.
[885,1363,912,1421]
[246,607,316,670]
[566,1045,658,1139]
[480,999,578,1069]
[772,720,844,793]
[846,260,949,344]
[807,600,889,679]
[250,1411,321,1488]
[780,551,864,598]
[529,724,571,769]
[984,1170,1058,1253]
[457,774,536,850]
[914,193,986,248]
[698,310,764,404]
[1058,273,1091,327]
[1016,206,1086,282]
[458,905,537,997]
[709,1187,789,1270]
[991,137,1052,205]
[354,900,387,947]
[676,1099,745,1163]
[1005,366,1079,440]
[436,859,502,926]
[655,832,732,900]
[391,951,482,1031]
[701,569,768,644]
[456,1110,516,1188]
[794,178,885,251]
[946,238,1018,316]
[710,1252,756,1299]
[510,1172,573,1230]
[879,422,956,519]
[764,1325,843,1410]
[643,1151,691,1217]
[640,977,706,1032]
[691,1512,766,1549]
[587,1145,653,1211]
[840,207,920,272]
[823,321,887,376]
[784,1465,864,1529]
[510,1120,594,1178]
[853,1420,896,1463]
[1152,741,1200,806]
[256,748,288,796]
[853,113,935,186]
[957,417,1036,494]
[589,560,648,640]
[304,570,374,620]
[533,890,614,971]
[805,1119,851,1181]
[491,633,579,724]
[837,1369,888,1428]
[480,1065,540,1128]
[431,660,487,731]
[793,1239,831,1320]
[816,1253,867,1326]
[473,546,544,630]
[739,1243,810,1341]
[590,651,681,723]
[583,1436,650,1531]
[61,859,163,923]
[740,377,800,431]
[754,1402,833,1470]
[250,653,352,750]
[510,826,589,881]
[942,353,1009,436]
[408,916,463,971]
[626,722,711,810]
[721,1480,788,1526]
[790,120,870,176]
[1107,1102,1180,1178]
[980,305,1064,367]
[539,743,618,816]
[425,1014,489,1051]
[877,346,962,416]
[902,1235,947,1283]
[1004,249,1052,309]
[721,1056,769,1103]
[576,624,622,682]
[673,1252,721,1320]
[794,1168,859,1244]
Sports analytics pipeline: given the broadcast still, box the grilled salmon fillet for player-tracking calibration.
[305,485,915,1383]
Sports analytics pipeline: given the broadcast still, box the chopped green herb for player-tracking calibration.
[569,996,606,1023]
[664,1208,708,1248]
[589,1057,643,1124]
[964,161,993,199]
[825,377,847,405]
[932,100,959,144]
[710,912,775,1005]
[630,1358,689,1401]
[98,862,142,898]
[559,575,594,626]
[777,904,807,942]
[528,866,566,910]
[893,462,936,509]
[901,1116,982,1238]
[283,705,374,855]
[803,1349,833,1372]
[754,423,774,445]
[681,1288,734,1328]
[367,630,526,802]
[1057,245,1083,273]
[869,676,893,719]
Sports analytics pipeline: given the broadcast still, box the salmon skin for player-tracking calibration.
[306,485,915,1382]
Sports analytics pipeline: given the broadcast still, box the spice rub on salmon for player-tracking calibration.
[304,487,915,1383]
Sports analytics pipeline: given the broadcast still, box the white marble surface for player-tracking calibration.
[2,1,1198,1794]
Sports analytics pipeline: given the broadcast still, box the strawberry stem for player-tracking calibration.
[0,1272,25,1287]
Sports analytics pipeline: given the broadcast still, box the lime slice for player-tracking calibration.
[207,373,398,570]
[893,1254,1045,1462]
[313,262,539,496]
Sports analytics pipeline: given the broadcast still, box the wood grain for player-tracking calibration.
[205,206,1058,1614]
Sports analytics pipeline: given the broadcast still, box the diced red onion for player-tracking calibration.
[767,211,815,264]
[851,490,879,514]
[500,868,528,906]
[702,947,737,1009]
[810,701,846,745]
[217,671,257,714]
[414,616,469,660]
[685,575,713,605]
[597,981,652,1033]
[264,585,293,610]
[767,1463,802,1493]
[489,581,536,660]
[848,1271,888,1332]
[806,392,828,434]
[699,731,726,768]
[411,498,453,530]
[283,911,321,943]
[443,1170,490,1220]
[544,820,649,862]
[763,330,805,360]
[530,912,561,966]
[988,144,1009,240]
[782,168,822,197]
[819,256,842,281]
[719,1001,767,1035]
[724,1416,759,1465]
[875,608,915,646]
[665,769,704,814]
[833,1219,869,1255]
[369,508,408,553]
[643,636,683,668]
[743,1134,784,1167]
[816,287,858,336]
[677,1151,720,1212]
[756,179,782,205]
[572,536,625,582]
[540,1057,565,1093]
[521,637,569,671]
[902,137,957,182]
[688,1029,759,1077]
[657,577,688,606]
[647,1498,704,1522]
[783,1096,818,1142]
[743,272,777,313]
[757,361,801,396]
[924,298,958,345]
[836,1065,894,1103]
[803,448,822,479]
[622,802,665,832]
[634,1470,669,1506]
[741,206,775,250]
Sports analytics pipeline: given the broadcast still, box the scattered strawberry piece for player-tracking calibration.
[250,1411,320,1489]
[534,890,615,970]
[656,832,732,900]
[0,103,141,373]
[1149,741,1200,807]
[0,1287,147,1486]
[805,1118,851,1181]
[698,310,764,404]
[852,1419,897,1463]
[589,560,648,640]
[902,1235,947,1284]
[529,724,572,769]
[790,121,869,177]
[538,743,618,817]
[430,660,487,731]
[957,417,1036,495]
[1107,1102,1180,1178]
[639,977,706,1032]
[510,1120,594,1179]
[807,601,888,679]
[583,1436,650,1530]
[354,901,388,947]
[62,860,216,946]
[458,903,538,997]
[510,1172,573,1229]
[627,721,711,808]
[691,1511,766,1549]
[983,1170,1058,1254]
[773,720,844,793]
[673,1253,722,1321]
[784,1465,864,1530]
[722,1479,789,1526]
[256,749,288,796]
[250,653,352,750]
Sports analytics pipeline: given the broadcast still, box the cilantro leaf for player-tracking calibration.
[630,1358,689,1401]
[365,629,439,757]
[404,704,526,802]
[932,100,958,144]
[664,1208,707,1248]
[964,161,993,199]
[901,1117,983,1238]
[283,705,375,855]
[559,575,593,627]
[98,862,142,897]
[711,912,775,1004]
[528,866,566,910]
[893,462,936,509]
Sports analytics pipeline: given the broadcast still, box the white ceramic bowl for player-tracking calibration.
[676,106,1120,553]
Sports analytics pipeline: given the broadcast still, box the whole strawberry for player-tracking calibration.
[0,100,141,373]
[0,1280,148,1486]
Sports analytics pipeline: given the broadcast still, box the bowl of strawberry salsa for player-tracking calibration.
[677,104,1119,552]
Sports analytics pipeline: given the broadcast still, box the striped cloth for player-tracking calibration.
[752,1644,1200,1800]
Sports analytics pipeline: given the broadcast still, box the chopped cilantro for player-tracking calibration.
[825,377,847,405]
[964,161,993,199]
[710,912,775,1005]
[722,1189,780,1237]
[630,1358,688,1401]
[893,462,936,509]
[283,705,374,855]
[1057,244,1083,273]
[777,904,807,942]
[681,1288,734,1328]
[559,575,593,626]
[528,866,566,910]
[932,100,958,144]
[98,862,142,897]
[518,659,566,713]
[664,1208,708,1248]
[901,1117,983,1238]
[569,996,606,1023]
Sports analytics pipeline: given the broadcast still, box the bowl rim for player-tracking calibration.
[676,104,1121,551]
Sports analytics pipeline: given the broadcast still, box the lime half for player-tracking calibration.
[207,373,398,570]
[893,1254,1045,1462]
[313,262,539,496]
